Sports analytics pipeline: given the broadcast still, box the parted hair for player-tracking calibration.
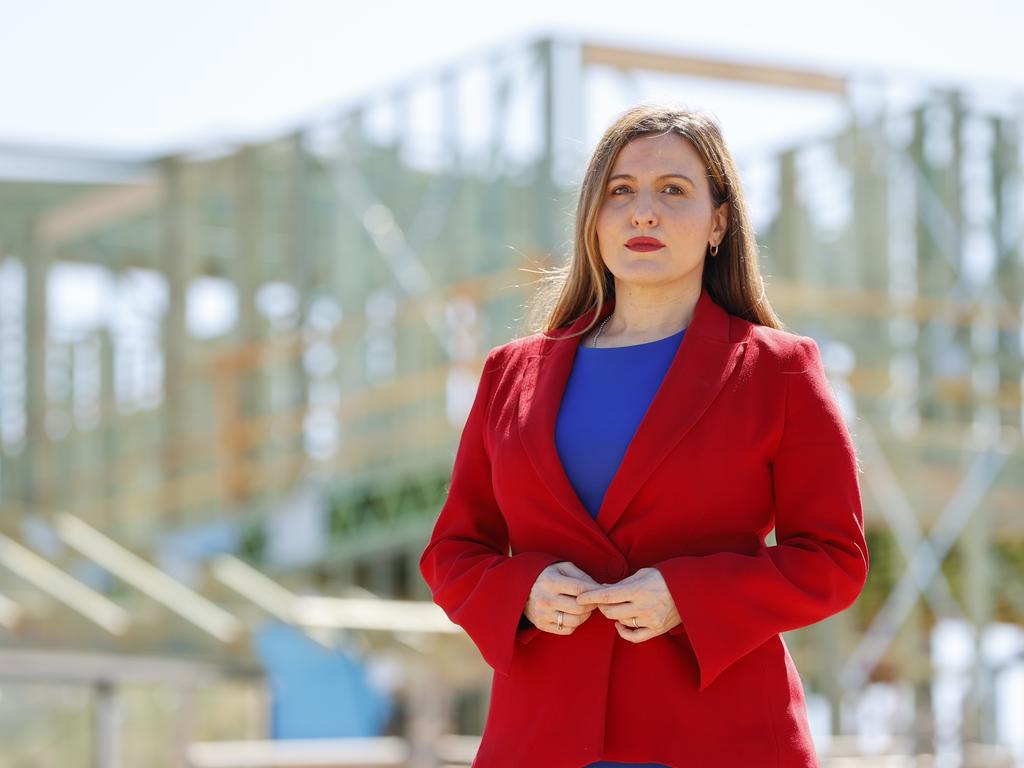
[523,103,785,339]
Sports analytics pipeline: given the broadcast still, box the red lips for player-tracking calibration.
[626,236,665,251]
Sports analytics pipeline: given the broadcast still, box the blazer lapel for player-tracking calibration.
[517,287,746,540]
[517,301,614,545]
[598,288,746,532]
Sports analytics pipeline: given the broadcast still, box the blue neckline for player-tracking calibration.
[579,327,685,351]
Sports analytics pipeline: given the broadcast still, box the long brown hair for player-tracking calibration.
[523,103,785,338]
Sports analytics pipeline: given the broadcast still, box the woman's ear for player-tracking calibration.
[713,201,730,242]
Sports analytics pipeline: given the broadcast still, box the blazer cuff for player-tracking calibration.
[476,551,562,676]
[516,613,542,645]
[655,555,735,692]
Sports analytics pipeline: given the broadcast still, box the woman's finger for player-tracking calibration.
[596,602,637,623]
[544,593,598,616]
[614,621,656,643]
[538,603,595,632]
[555,563,601,588]
[543,570,598,597]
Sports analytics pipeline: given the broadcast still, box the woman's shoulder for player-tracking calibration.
[480,333,544,374]
[738,319,824,375]
[482,320,823,374]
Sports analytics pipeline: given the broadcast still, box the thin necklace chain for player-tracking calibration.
[592,314,613,348]
[593,313,691,347]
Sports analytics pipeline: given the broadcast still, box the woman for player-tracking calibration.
[419,104,869,767]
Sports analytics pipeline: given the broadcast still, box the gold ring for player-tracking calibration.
[631,617,638,629]
[556,610,564,630]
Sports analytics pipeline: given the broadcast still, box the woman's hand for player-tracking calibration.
[524,561,602,635]
[575,567,682,642]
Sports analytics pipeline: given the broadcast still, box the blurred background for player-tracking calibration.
[1,1,1023,766]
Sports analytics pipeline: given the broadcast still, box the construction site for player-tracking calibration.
[0,33,1022,768]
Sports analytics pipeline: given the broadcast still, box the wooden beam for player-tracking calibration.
[37,180,161,249]
[0,648,252,685]
[582,43,847,95]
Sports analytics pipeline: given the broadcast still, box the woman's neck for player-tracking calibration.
[599,284,699,346]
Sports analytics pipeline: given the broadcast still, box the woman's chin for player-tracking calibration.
[611,270,701,291]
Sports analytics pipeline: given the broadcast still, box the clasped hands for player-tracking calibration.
[523,561,682,642]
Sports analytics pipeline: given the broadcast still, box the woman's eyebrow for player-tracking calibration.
[608,173,695,185]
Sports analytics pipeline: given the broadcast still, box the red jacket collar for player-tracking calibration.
[519,286,747,539]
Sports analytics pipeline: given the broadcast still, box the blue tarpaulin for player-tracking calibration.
[251,620,393,739]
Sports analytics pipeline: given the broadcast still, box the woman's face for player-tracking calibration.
[595,132,728,296]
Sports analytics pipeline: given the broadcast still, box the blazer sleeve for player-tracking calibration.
[419,345,562,677]
[654,336,869,692]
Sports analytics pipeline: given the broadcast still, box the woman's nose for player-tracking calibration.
[631,193,657,227]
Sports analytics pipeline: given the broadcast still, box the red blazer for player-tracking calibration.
[420,287,869,768]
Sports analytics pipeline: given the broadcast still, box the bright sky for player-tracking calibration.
[1,0,1022,156]
[2,0,1021,366]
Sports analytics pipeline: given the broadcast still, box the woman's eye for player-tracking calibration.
[608,185,684,195]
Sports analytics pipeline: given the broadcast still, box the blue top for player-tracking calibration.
[556,328,684,768]
[555,327,685,519]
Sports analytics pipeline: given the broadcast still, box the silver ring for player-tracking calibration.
[556,610,564,630]
[631,617,638,629]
